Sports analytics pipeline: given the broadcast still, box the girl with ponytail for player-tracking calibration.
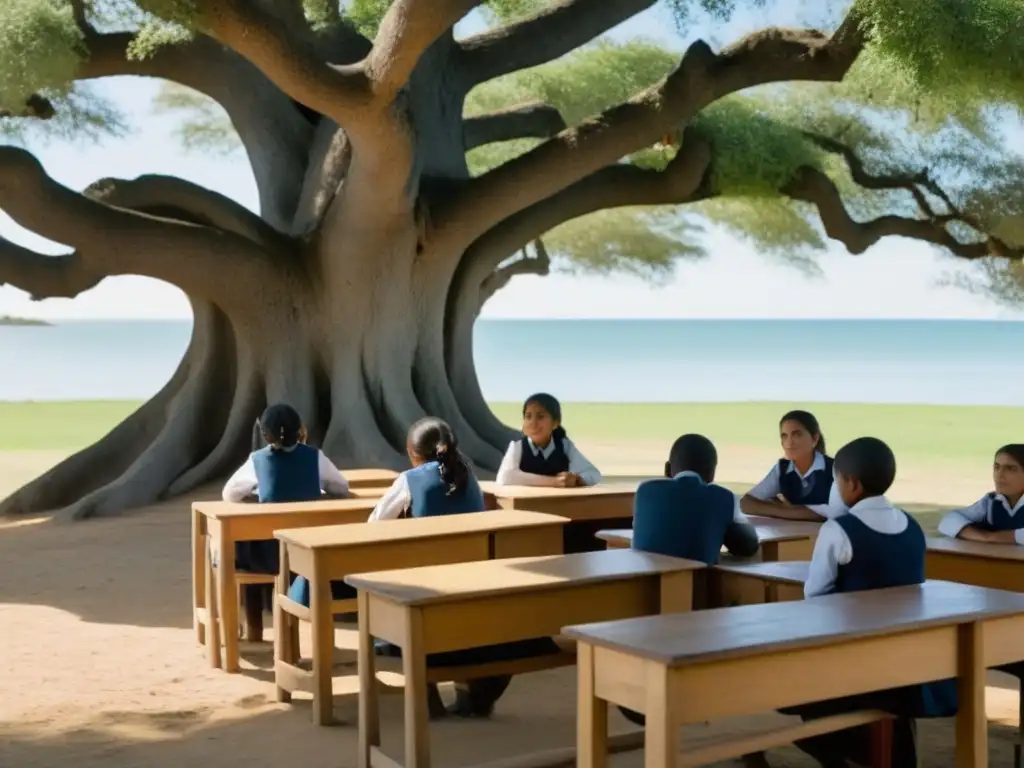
[495,392,601,488]
[367,417,484,520]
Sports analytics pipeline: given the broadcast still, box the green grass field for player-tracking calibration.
[2,400,1020,461]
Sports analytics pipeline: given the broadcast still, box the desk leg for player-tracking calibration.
[659,571,692,614]
[310,560,335,726]
[274,541,294,704]
[577,643,607,768]
[956,622,987,768]
[358,591,379,768]
[644,664,676,768]
[404,608,431,768]
[204,536,222,669]
[192,509,205,645]
[217,527,240,673]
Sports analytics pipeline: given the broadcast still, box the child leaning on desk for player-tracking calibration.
[937,443,1024,545]
[779,437,957,768]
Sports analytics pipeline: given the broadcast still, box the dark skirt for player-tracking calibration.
[374,636,561,669]
[566,517,634,553]
[286,576,357,606]
[234,539,280,574]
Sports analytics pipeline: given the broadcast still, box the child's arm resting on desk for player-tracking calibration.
[723,495,760,557]
[317,450,349,496]
[222,456,258,501]
[494,441,559,487]
[803,520,850,598]
[367,474,411,521]
[565,438,601,486]
[938,497,1024,545]
[740,465,827,522]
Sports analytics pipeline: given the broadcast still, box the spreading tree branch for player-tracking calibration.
[0,94,56,120]
[438,12,867,250]
[479,239,551,308]
[457,0,656,86]
[460,128,713,278]
[463,103,566,150]
[0,147,273,305]
[0,237,101,300]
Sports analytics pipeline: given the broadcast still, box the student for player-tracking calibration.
[365,417,559,719]
[619,434,760,729]
[220,404,349,634]
[495,393,601,488]
[780,437,956,767]
[937,444,1024,544]
[740,410,840,522]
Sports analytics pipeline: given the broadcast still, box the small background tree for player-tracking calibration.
[1,0,1022,520]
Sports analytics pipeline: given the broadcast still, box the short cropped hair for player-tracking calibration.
[667,434,718,483]
[834,437,896,497]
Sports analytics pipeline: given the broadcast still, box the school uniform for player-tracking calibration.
[368,461,559,717]
[785,496,958,765]
[618,472,758,727]
[220,443,349,575]
[496,434,608,552]
[937,492,1024,542]
[747,451,841,517]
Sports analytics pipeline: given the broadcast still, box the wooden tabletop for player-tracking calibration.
[275,510,567,549]
[562,580,1024,666]
[193,497,377,519]
[927,536,1024,561]
[345,548,704,605]
[479,482,637,499]
[596,524,813,548]
[343,468,400,483]
[713,561,809,585]
[745,516,824,536]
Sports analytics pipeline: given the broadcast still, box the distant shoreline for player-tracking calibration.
[0,316,50,327]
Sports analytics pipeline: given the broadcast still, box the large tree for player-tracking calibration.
[1,0,1022,520]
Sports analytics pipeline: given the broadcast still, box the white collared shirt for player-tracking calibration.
[803,495,908,599]
[674,470,749,524]
[747,451,845,519]
[367,472,412,522]
[937,493,1024,545]
[495,436,602,487]
[220,448,349,501]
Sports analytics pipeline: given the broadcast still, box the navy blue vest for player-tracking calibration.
[518,436,570,476]
[834,511,958,718]
[632,475,736,566]
[982,492,1024,531]
[251,443,322,503]
[777,455,834,505]
[405,462,486,517]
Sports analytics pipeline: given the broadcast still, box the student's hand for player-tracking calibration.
[568,472,584,487]
[554,472,575,488]
[775,494,792,507]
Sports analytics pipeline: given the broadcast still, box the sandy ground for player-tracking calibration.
[1,445,1020,768]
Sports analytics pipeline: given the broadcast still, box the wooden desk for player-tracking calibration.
[710,561,809,607]
[346,549,704,768]
[565,580,1024,768]
[192,498,378,673]
[479,482,636,554]
[927,537,1024,592]
[272,510,567,725]
[596,521,817,562]
[344,468,400,489]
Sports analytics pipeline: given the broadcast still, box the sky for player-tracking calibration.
[0,2,1021,322]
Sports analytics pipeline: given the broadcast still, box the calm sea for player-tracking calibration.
[1,319,1022,405]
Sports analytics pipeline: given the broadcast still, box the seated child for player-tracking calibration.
[363,417,560,719]
[938,443,1024,545]
[781,437,956,767]
[619,434,759,727]
[220,403,348,634]
[495,393,601,488]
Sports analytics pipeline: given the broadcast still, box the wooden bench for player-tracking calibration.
[708,561,809,607]
[479,482,637,554]
[193,498,379,672]
[927,537,1024,767]
[272,510,568,725]
[564,580,1024,768]
[596,520,817,562]
[346,549,705,768]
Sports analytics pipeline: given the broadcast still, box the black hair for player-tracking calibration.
[666,433,718,483]
[780,409,826,456]
[834,437,896,497]
[257,403,304,450]
[996,444,1024,468]
[523,393,566,441]
[408,417,470,496]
